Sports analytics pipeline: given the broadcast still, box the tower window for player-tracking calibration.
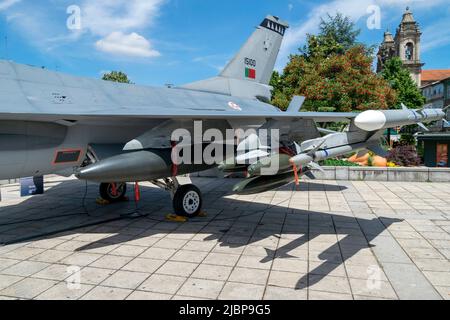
[405,43,414,60]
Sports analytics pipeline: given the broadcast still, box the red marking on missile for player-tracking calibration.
[134,183,141,202]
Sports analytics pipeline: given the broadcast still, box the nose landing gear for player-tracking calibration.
[99,182,128,203]
[98,178,203,218]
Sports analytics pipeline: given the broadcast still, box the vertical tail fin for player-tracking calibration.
[181,15,288,100]
[220,15,289,85]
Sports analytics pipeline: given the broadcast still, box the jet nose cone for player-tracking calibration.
[354,110,387,132]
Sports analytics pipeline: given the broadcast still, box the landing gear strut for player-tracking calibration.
[99,182,127,203]
[151,177,203,218]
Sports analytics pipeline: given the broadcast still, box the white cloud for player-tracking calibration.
[0,0,20,11]
[277,0,448,69]
[81,0,165,36]
[95,31,161,58]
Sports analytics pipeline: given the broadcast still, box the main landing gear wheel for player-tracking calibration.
[99,183,127,203]
[173,184,203,218]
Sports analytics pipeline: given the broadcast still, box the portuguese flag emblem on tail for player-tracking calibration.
[245,67,256,79]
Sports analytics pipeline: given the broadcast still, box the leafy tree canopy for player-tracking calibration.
[102,71,132,84]
[300,13,371,59]
[381,57,425,109]
[271,13,396,112]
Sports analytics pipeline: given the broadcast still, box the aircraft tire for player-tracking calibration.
[173,184,202,218]
[99,183,127,203]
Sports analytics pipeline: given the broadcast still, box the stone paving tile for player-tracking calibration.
[139,274,186,294]
[237,256,272,270]
[228,267,270,285]
[219,282,265,300]
[139,247,177,260]
[80,286,132,300]
[29,250,73,264]
[170,250,208,264]
[1,261,49,277]
[308,275,352,295]
[101,270,149,289]
[0,258,20,271]
[35,283,94,300]
[191,264,233,281]
[263,285,307,300]
[423,271,450,287]
[127,291,172,300]
[309,290,353,300]
[0,247,45,260]
[203,252,240,267]
[32,264,71,281]
[121,257,164,273]
[0,274,23,291]
[90,255,133,270]
[156,261,198,277]
[0,278,58,299]
[348,278,397,299]
[178,278,225,299]
[78,267,115,285]
[268,271,307,290]
[108,245,147,258]
[60,252,102,267]
[1,177,450,300]
[435,286,450,300]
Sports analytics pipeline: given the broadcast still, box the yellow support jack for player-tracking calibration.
[96,198,110,206]
[165,214,188,223]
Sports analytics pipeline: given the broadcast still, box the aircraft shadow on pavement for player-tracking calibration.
[0,179,402,290]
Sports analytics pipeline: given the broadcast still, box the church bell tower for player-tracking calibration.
[377,7,425,86]
[394,7,424,85]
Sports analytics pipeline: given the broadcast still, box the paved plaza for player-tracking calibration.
[0,176,449,300]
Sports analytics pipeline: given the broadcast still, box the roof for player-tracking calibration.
[421,70,450,83]
[401,7,415,23]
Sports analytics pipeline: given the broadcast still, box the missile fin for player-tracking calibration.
[308,162,325,173]
[417,122,430,132]
[401,103,409,111]
[304,171,316,180]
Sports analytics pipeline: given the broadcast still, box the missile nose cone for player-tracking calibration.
[354,110,387,132]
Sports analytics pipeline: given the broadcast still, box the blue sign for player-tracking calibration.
[20,176,44,197]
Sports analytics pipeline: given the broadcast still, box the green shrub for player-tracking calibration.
[321,159,360,167]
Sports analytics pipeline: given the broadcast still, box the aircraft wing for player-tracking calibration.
[0,110,358,122]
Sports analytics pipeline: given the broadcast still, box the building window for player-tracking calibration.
[405,43,414,60]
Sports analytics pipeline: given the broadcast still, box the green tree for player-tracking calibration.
[300,13,370,59]
[272,46,397,112]
[381,57,425,109]
[270,13,388,111]
[102,71,132,84]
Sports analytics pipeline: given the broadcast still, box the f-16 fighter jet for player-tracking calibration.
[0,16,445,217]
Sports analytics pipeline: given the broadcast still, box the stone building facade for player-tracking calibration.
[377,7,424,85]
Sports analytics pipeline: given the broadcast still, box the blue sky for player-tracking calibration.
[0,0,449,86]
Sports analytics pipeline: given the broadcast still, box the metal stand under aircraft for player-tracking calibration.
[98,178,203,218]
